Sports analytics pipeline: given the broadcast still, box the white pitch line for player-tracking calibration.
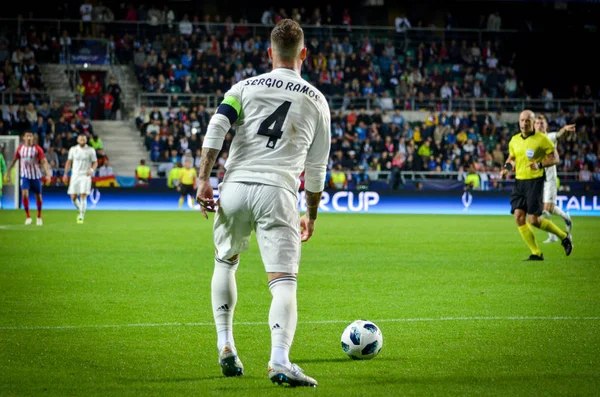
[0,316,599,331]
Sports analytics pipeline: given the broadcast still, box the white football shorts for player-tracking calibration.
[543,179,557,204]
[213,182,301,274]
[67,175,92,195]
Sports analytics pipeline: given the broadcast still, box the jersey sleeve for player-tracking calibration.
[203,82,243,150]
[14,145,21,159]
[508,137,515,158]
[36,145,45,160]
[540,134,555,155]
[91,148,98,162]
[304,102,331,193]
[68,147,74,160]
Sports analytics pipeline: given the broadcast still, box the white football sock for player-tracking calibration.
[268,276,297,368]
[212,256,239,351]
[72,197,80,210]
[552,206,569,221]
[80,198,87,217]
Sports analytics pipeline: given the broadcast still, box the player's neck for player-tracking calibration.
[272,62,300,74]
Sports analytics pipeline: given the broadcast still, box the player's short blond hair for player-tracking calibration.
[270,19,304,62]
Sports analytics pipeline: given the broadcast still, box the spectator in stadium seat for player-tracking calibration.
[330,164,347,190]
[31,116,48,139]
[579,164,592,181]
[136,105,149,132]
[465,164,481,190]
[98,159,114,177]
[96,149,108,167]
[89,134,103,151]
[44,146,59,170]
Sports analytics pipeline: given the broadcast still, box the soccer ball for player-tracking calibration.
[340,320,383,360]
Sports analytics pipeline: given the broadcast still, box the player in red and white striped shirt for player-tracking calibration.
[6,131,52,225]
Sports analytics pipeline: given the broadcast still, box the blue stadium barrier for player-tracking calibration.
[21,187,600,216]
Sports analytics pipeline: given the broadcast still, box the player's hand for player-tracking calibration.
[44,175,53,184]
[62,175,68,184]
[86,169,93,176]
[196,179,216,219]
[529,161,541,171]
[500,169,508,179]
[564,124,576,133]
[300,214,315,242]
[5,175,10,184]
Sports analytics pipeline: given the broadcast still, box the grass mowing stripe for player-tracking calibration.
[2,316,599,331]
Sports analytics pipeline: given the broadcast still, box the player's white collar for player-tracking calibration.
[274,67,299,74]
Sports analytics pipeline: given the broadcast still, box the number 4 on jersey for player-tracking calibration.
[257,101,291,149]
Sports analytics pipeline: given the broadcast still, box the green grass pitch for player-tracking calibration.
[1,210,599,396]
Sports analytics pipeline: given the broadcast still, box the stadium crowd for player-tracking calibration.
[0,43,111,181]
[1,97,111,181]
[136,103,600,190]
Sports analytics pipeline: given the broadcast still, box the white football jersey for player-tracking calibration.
[210,68,331,194]
[68,144,97,176]
[545,132,557,183]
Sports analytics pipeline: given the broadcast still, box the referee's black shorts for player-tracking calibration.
[510,177,544,216]
[180,183,196,197]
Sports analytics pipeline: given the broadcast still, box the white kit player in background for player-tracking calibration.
[534,115,575,243]
[63,134,98,224]
[195,19,330,388]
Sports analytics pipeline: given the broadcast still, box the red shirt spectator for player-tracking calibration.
[86,76,101,99]
[62,103,74,121]
[103,93,114,110]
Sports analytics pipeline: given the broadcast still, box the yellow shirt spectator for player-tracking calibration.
[465,173,480,189]
[413,127,422,143]
[168,165,183,188]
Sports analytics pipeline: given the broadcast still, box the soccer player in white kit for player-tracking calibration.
[196,19,330,388]
[63,134,98,223]
[534,115,574,243]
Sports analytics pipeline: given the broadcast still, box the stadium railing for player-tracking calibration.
[137,92,599,113]
[0,18,521,47]
[0,91,55,106]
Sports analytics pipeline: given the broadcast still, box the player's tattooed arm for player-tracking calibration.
[305,190,322,220]
[199,148,220,181]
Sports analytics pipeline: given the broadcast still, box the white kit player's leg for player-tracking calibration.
[79,196,87,220]
[212,256,239,351]
[268,276,297,368]
[542,181,561,242]
[552,206,572,232]
[250,185,314,386]
[212,256,244,377]
[211,182,253,377]
[71,196,80,210]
